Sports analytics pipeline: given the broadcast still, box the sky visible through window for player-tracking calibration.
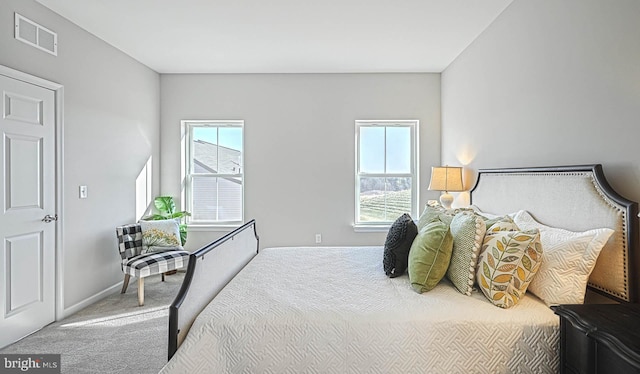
[193,126,243,152]
[360,126,410,173]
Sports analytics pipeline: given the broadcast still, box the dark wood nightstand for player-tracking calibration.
[554,303,640,374]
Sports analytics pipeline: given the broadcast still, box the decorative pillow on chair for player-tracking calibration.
[513,210,613,306]
[140,220,183,254]
[383,213,418,277]
[476,227,543,308]
[408,219,454,293]
[446,211,487,296]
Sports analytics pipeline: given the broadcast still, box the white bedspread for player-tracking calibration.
[160,246,559,374]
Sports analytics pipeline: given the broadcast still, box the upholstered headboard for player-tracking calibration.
[470,165,639,303]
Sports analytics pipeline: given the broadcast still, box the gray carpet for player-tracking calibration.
[1,272,185,374]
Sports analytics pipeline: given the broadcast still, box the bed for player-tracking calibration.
[161,164,639,373]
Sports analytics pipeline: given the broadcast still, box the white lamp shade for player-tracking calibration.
[428,166,464,192]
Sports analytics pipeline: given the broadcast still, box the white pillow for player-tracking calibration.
[513,210,613,306]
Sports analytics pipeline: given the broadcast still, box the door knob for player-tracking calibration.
[42,214,58,223]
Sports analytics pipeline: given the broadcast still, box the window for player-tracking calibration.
[355,120,418,228]
[184,120,244,226]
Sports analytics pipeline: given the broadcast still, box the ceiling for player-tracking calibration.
[36,0,513,74]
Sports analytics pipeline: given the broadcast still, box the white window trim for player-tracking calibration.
[354,120,419,231]
[182,120,245,228]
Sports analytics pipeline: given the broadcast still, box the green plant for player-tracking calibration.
[142,196,191,245]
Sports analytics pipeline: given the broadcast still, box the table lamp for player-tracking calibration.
[428,166,464,209]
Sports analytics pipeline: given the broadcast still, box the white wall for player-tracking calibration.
[0,1,160,314]
[442,0,640,206]
[161,73,441,249]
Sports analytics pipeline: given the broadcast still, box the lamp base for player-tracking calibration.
[439,193,454,210]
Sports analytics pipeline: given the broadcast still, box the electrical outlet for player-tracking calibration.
[315,234,322,244]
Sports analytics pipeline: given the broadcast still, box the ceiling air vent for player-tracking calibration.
[14,13,57,56]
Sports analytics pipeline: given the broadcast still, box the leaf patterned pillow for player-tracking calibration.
[476,228,543,308]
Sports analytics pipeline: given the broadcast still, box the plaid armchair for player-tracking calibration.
[116,223,189,306]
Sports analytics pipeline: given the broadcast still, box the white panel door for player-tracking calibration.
[0,74,56,349]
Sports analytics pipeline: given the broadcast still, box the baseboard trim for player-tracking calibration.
[60,281,122,320]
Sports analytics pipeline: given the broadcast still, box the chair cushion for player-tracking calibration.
[123,249,189,278]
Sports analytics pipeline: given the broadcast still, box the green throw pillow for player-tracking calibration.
[416,205,474,232]
[417,205,451,231]
[408,220,454,293]
[446,212,487,296]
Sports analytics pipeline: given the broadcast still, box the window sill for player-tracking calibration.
[353,224,391,233]
[187,224,241,232]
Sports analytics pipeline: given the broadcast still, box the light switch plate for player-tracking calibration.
[79,185,88,199]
